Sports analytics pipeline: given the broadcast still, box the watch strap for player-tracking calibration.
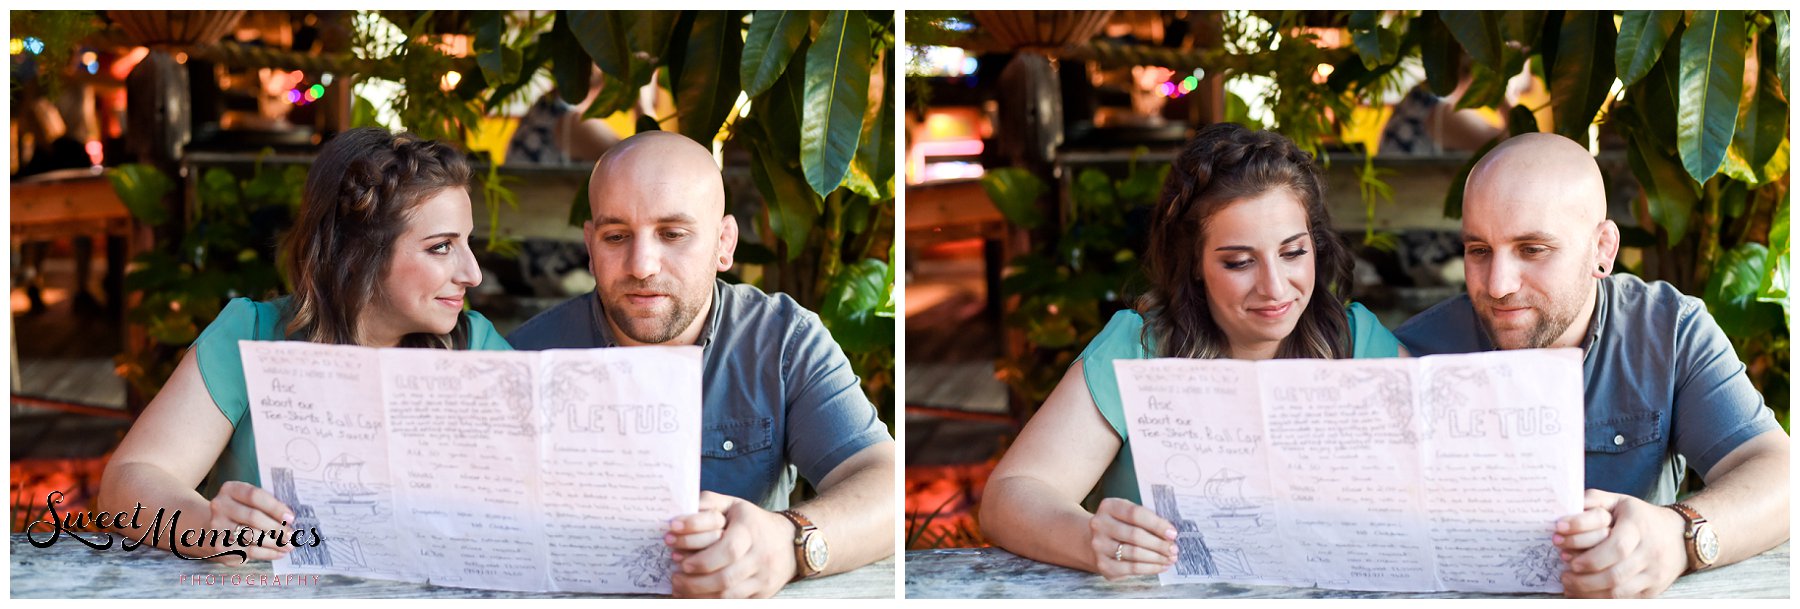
[1667,502,1711,572]
[778,509,821,579]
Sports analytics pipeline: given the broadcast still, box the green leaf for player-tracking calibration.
[1547,11,1617,142]
[198,167,240,210]
[741,10,812,97]
[1778,11,1790,87]
[1677,10,1747,184]
[844,50,894,201]
[980,167,1047,229]
[566,11,677,80]
[1731,27,1789,179]
[1073,168,1116,213]
[1759,196,1789,323]
[1420,11,1463,97]
[669,11,745,146]
[472,11,521,89]
[583,71,638,120]
[740,118,820,260]
[1617,11,1682,87]
[567,169,592,228]
[1704,241,1781,336]
[1455,61,1508,111]
[1349,11,1399,70]
[1622,109,1701,246]
[548,12,595,105]
[1508,104,1540,135]
[106,163,174,226]
[1440,11,1504,72]
[818,257,895,353]
[800,10,871,197]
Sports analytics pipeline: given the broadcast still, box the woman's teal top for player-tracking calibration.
[1076,303,1403,503]
[192,296,511,498]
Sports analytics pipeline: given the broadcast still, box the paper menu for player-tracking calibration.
[1116,349,1583,593]
[240,342,702,594]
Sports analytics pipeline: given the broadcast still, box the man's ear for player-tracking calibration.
[718,214,740,272]
[1594,219,1621,278]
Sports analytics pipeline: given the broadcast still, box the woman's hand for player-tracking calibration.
[203,481,296,563]
[1088,497,1179,580]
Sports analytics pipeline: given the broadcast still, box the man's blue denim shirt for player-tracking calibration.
[508,279,892,510]
[1394,274,1780,504]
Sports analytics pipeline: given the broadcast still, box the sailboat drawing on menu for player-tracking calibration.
[325,453,380,515]
[1203,469,1262,527]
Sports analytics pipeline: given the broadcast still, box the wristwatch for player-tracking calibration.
[1667,502,1719,572]
[778,509,828,580]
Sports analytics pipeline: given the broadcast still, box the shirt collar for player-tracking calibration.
[588,279,726,348]
[1581,278,1609,362]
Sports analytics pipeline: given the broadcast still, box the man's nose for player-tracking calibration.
[1485,254,1522,301]
[627,238,661,280]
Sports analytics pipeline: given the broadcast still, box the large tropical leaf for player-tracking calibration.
[1731,26,1790,180]
[1440,11,1504,72]
[1444,136,1501,220]
[1616,11,1682,87]
[668,10,745,146]
[1760,196,1790,323]
[545,12,592,105]
[1704,242,1782,336]
[565,11,677,79]
[1419,11,1463,97]
[1677,10,1747,184]
[981,167,1047,229]
[845,50,894,201]
[472,11,522,91]
[818,257,895,353]
[800,10,871,197]
[1547,11,1617,142]
[106,163,175,226]
[1349,11,1400,70]
[741,10,812,97]
[1621,107,1701,246]
[739,117,819,260]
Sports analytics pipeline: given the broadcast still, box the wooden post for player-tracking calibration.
[1189,11,1225,126]
[122,48,190,415]
[993,51,1065,424]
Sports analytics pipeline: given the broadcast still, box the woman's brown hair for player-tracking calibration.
[1138,122,1354,359]
[280,127,473,348]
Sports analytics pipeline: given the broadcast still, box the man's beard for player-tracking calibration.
[601,279,707,345]
[1476,293,1582,350]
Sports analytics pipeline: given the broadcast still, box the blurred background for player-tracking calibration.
[901,9,1788,549]
[10,9,895,533]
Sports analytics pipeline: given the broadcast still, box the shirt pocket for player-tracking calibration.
[1585,410,1663,454]
[702,416,774,459]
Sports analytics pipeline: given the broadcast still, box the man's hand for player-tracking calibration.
[1553,488,1688,598]
[664,491,796,598]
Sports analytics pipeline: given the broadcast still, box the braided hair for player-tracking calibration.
[280,127,473,348]
[1137,122,1353,360]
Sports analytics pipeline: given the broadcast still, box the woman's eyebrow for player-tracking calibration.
[418,231,462,241]
[1214,232,1308,251]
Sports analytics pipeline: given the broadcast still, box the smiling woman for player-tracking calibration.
[94,127,513,563]
[976,123,1406,580]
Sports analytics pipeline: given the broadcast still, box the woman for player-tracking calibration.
[979,123,1404,579]
[97,128,509,561]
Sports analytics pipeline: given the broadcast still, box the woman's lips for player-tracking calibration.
[1249,301,1294,319]
[436,297,463,308]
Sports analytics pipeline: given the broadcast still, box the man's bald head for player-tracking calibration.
[588,130,726,219]
[1458,132,1619,351]
[581,130,739,347]
[1465,133,1607,227]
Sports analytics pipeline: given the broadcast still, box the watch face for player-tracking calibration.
[1695,525,1720,564]
[804,535,829,571]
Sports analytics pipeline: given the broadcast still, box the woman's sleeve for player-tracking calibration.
[464,310,514,351]
[1347,301,1404,358]
[1075,310,1148,441]
[193,298,260,427]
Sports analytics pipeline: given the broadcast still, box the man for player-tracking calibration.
[509,131,894,598]
[1394,133,1789,598]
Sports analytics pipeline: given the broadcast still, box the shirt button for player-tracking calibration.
[723,440,735,452]
[1613,434,1625,446]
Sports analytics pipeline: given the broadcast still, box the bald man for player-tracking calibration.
[1394,133,1789,598]
[508,132,895,597]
